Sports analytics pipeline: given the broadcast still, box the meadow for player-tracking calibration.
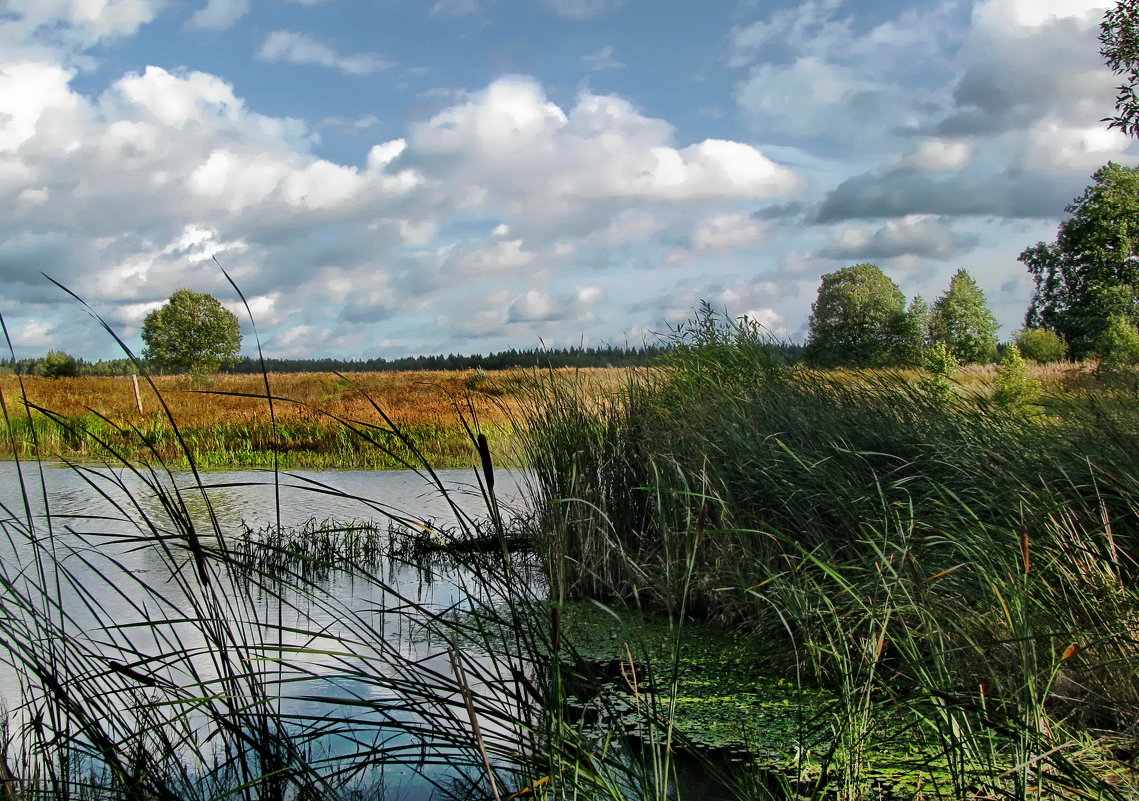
[0,369,553,469]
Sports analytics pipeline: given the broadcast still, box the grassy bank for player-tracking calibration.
[0,369,560,469]
[520,309,1139,798]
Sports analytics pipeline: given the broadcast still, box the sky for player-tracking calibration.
[1,0,1135,361]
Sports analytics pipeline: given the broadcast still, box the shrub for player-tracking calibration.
[40,350,79,378]
[993,344,1039,411]
[1014,327,1067,363]
[1097,314,1139,367]
[919,341,958,402]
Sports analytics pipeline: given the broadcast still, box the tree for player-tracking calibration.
[928,269,999,364]
[1101,0,1139,136]
[895,296,931,368]
[40,350,78,378]
[141,289,242,375]
[1014,328,1067,363]
[1020,162,1139,359]
[804,264,909,367]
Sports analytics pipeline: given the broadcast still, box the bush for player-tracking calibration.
[1097,315,1139,366]
[1014,327,1067,363]
[918,341,958,403]
[992,344,1039,411]
[40,350,78,378]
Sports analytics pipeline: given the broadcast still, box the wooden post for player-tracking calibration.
[131,374,143,414]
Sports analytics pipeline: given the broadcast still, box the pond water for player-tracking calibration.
[0,460,539,800]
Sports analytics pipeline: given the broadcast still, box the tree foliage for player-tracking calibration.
[1101,0,1139,136]
[141,289,242,375]
[929,269,999,364]
[1014,328,1067,363]
[804,263,911,367]
[993,344,1039,412]
[40,350,78,378]
[1020,162,1139,359]
[1098,313,1139,365]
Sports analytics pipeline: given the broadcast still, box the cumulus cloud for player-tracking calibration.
[0,0,161,56]
[409,77,801,212]
[257,31,393,75]
[0,52,804,356]
[816,215,978,260]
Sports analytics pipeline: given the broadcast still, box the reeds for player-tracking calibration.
[519,306,1139,799]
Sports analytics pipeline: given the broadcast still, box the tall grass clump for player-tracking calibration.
[520,304,1139,798]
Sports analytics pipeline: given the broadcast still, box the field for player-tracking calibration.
[0,368,620,469]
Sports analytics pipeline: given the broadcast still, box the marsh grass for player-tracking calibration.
[520,307,1139,799]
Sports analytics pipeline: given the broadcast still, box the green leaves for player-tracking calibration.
[804,264,910,368]
[929,269,999,364]
[142,289,242,375]
[1021,162,1139,358]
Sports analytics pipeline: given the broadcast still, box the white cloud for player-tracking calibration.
[2,0,160,49]
[741,307,788,336]
[899,139,974,172]
[11,319,55,348]
[690,213,765,251]
[431,0,484,15]
[186,0,251,31]
[587,209,662,245]
[973,0,1105,31]
[257,31,393,75]
[410,77,802,209]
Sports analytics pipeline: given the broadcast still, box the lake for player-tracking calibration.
[0,460,541,800]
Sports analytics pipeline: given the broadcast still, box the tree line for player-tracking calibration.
[2,344,682,378]
[803,161,1139,369]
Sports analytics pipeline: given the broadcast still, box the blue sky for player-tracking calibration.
[1,0,1134,360]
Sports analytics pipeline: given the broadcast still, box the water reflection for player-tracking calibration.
[0,460,538,801]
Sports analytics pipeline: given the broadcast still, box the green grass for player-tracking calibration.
[519,306,1139,799]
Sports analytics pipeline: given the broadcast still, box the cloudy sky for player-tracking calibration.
[1,0,1134,360]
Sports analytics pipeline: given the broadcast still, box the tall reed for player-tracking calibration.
[519,305,1139,798]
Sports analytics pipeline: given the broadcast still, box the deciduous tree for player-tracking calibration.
[1101,0,1139,136]
[804,264,909,367]
[929,269,999,364]
[1021,162,1139,359]
[1014,328,1067,363]
[142,289,242,375]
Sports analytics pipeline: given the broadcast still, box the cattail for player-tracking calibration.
[1061,642,1078,660]
[1020,524,1031,575]
[477,432,494,491]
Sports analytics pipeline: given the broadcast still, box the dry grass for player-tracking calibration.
[0,368,631,468]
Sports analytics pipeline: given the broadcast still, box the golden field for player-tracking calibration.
[0,368,589,469]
